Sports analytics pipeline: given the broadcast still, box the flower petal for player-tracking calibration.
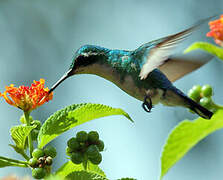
[0,79,53,112]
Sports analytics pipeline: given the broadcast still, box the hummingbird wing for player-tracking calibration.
[159,54,213,82]
[139,16,216,80]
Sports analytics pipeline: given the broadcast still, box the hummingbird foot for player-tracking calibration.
[142,95,153,112]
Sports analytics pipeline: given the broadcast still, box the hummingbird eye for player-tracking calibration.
[74,55,87,67]
[75,54,98,68]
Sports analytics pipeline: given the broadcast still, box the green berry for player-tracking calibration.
[188,85,202,102]
[32,148,44,159]
[192,85,202,92]
[199,97,212,109]
[201,85,213,97]
[32,168,46,179]
[88,131,99,143]
[28,158,38,167]
[19,115,26,124]
[67,137,80,150]
[31,129,39,141]
[45,156,53,165]
[44,145,57,158]
[66,147,73,156]
[96,140,104,151]
[89,153,102,165]
[20,115,33,124]
[79,142,87,152]
[86,145,100,158]
[76,131,88,142]
[71,152,83,164]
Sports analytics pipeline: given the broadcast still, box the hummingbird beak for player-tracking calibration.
[48,69,73,93]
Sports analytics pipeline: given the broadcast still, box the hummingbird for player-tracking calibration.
[49,16,215,119]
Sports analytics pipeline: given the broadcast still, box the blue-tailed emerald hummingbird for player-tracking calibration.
[49,16,216,119]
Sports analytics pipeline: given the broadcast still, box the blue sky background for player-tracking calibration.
[0,1,223,179]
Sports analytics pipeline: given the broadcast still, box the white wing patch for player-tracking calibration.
[139,30,193,80]
[138,15,215,80]
[140,46,173,80]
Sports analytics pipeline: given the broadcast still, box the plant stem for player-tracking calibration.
[20,151,30,161]
[12,163,27,168]
[0,156,28,165]
[24,111,33,157]
[82,154,88,171]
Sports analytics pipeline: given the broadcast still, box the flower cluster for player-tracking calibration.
[206,15,223,46]
[0,79,53,112]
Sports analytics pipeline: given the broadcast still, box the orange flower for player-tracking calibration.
[206,15,223,46]
[0,79,53,112]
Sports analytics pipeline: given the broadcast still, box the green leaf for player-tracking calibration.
[10,125,36,150]
[38,103,133,148]
[45,175,65,180]
[56,161,106,178]
[161,109,223,179]
[56,161,83,177]
[9,144,29,160]
[184,42,223,60]
[88,162,106,177]
[9,144,23,154]
[65,171,108,180]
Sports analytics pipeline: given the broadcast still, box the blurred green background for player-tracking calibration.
[0,0,223,179]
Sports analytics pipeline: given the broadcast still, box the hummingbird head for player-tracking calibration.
[49,45,108,92]
[69,45,108,74]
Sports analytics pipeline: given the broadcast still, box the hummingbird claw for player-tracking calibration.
[142,95,153,113]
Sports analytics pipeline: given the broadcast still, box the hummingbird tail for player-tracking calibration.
[162,87,213,119]
[176,89,213,119]
[186,96,213,119]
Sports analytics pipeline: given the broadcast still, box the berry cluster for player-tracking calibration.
[188,84,214,110]
[66,131,104,166]
[29,146,57,179]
